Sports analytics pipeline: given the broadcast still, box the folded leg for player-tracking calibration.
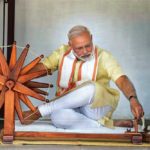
[50,109,101,129]
[39,83,95,116]
[22,83,95,124]
[79,104,112,120]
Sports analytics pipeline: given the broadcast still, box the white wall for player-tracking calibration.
[15,0,150,119]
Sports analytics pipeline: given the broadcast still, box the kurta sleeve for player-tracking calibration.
[101,51,125,82]
[42,48,61,71]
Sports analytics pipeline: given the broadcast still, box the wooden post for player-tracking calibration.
[7,0,15,63]
[3,81,15,143]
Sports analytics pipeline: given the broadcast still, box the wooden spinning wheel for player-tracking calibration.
[0,42,52,142]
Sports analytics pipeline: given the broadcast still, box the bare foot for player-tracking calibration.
[22,108,41,125]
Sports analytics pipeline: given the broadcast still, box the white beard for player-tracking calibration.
[73,46,95,62]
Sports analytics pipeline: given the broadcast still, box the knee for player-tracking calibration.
[78,82,95,94]
[81,83,95,103]
[83,83,95,93]
[50,109,78,129]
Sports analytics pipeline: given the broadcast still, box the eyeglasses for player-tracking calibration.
[73,42,93,51]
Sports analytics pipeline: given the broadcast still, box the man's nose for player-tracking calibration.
[83,47,87,54]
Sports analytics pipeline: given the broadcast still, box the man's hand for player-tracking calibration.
[116,75,144,120]
[130,97,144,120]
[27,63,51,75]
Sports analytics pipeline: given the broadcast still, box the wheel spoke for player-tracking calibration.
[0,48,10,77]
[0,84,3,91]
[0,86,7,109]
[31,88,48,96]
[20,55,44,75]
[0,66,2,75]
[18,70,47,83]
[9,44,29,81]
[15,92,24,123]
[0,74,7,85]
[19,94,36,112]
[9,41,17,71]
[13,82,46,101]
[25,81,50,88]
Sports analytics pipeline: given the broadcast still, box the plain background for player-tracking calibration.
[0,0,150,120]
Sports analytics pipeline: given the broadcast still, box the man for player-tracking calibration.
[23,25,144,129]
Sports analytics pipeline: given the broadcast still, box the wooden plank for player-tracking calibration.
[19,94,36,112]
[18,70,47,83]
[20,55,44,75]
[14,132,129,140]
[9,41,17,71]
[14,132,150,143]
[14,132,137,142]
[13,82,46,101]
[3,89,15,142]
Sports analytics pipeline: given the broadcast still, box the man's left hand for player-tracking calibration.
[130,98,144,120]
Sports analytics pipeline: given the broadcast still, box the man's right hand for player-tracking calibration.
[130,97,144,120]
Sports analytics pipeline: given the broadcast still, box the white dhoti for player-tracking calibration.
[38,83,112,129]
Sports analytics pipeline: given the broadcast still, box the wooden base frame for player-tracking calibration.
[1,127,150,144]
[0,42,150,144]
[14,132,149,143]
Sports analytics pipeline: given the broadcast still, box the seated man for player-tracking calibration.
[23,25,144,129]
